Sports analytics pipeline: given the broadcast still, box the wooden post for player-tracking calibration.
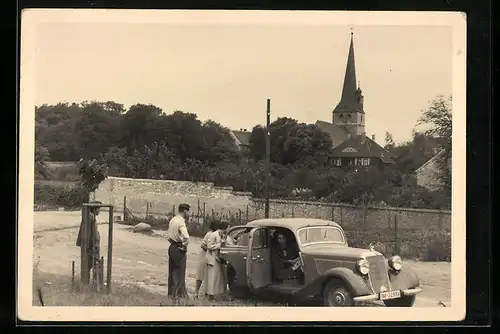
[96,260,101,293]
[123,196,127,221]
[172,204,175,216]
[100,256,104,291]
[331,206,334,221]
[291,205,295,218]
[239,209,242,224]
[107,206,114,293]
[264,98,271,219]
[340,206,343,226]
[71,261,75,291]
[394,214,399,254]
[203,202,206,218]
[145,201,149,220]
[246,205,249,222]
[80,206,90,287]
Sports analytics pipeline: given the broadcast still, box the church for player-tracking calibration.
[231,32,394,167]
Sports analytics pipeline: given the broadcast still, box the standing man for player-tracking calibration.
[167,203,191,299]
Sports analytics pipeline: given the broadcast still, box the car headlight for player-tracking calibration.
[357,259,370,275]
[388,255,403,271]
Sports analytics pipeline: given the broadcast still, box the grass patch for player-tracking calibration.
[33,271,268,307]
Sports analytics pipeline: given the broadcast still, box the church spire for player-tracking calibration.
[340,31,358,104]
[333,31,364,114]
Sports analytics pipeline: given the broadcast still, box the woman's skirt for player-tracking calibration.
[204,262,227,296]
[196,250,207,281]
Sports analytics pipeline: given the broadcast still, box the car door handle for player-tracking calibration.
[252,255,262,261]
[243,256,247,260]
[220,251,228,255]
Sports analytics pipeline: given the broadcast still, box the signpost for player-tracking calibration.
[265,98,271,218]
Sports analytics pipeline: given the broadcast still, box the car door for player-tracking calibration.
[246,227,272,290]
[220,226,248,286]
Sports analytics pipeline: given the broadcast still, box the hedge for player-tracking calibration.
[34,182,88,209]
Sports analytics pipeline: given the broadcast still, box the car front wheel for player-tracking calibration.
[322,279,354,307]
[383,295,416,307]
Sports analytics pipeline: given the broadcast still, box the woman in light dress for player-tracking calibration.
[194,221,217,298]
[203,220,228,300]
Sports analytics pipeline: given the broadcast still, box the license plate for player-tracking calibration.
[380,290,401,300]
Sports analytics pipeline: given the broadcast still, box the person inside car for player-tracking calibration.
[270,229,302,282]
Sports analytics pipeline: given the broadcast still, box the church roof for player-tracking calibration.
[315,120,350,148]
[231,130,251,146]
[331,134,395,163]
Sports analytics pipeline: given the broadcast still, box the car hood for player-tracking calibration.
[301,244,381,260]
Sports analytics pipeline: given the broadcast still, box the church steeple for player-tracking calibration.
[332,31,366,136]
[340,32,358,105]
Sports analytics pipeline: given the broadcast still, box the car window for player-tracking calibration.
[251,228,266,248]
[225,227,250,247]
[297,226,345,245]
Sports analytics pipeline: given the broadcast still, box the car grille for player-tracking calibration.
[366,255,391,293]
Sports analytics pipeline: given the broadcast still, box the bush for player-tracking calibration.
[345,227,451,261]
[34,183,88,209]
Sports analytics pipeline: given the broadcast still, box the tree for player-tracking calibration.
[384,131,395,150]
[77,158,108,201]
[121,103,163,152]
[334,166,391,225]
[201,120,240,164]
[74,101,122,159]
[283,123,334,166]
[417,95,452,198]
[35,143,51,179]
[248,125,266,161]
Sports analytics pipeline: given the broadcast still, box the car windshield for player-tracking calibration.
[297,226,345,245]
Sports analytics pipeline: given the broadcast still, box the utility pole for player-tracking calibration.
[265,98,271,218]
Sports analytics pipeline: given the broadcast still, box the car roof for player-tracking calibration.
[246,218,342,232]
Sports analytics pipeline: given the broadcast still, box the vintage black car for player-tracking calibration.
[220,218,422,306]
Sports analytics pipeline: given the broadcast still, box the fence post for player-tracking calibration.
[246,204,249,222]
[291,205,295,218]
[438,210,443,230]
[172,204,175,216]
[340,206,343,226]
[80,205,90,287]
[203,202,206,218]
[394,214,399,255]
[331,206,334,221]
[123,196,127,221]
[239,209,242,225]
[145,201,149,220]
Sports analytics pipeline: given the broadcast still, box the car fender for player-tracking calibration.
[388,262,420,290]
[298,267,372,298]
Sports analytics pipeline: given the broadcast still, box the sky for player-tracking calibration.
[33,20,452,144]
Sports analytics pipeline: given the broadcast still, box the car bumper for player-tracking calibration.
[353,287,422,302]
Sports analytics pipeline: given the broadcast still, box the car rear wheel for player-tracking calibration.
[322,279,354,307]
[227,266,248,299]
[383,294,416,307]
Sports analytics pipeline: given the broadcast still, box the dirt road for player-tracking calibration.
[32,211,451,306]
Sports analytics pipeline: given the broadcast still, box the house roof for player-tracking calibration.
[331,134,395,163]
[415,149,446,173]
[315,120,350,148]
[231,130,251,146]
